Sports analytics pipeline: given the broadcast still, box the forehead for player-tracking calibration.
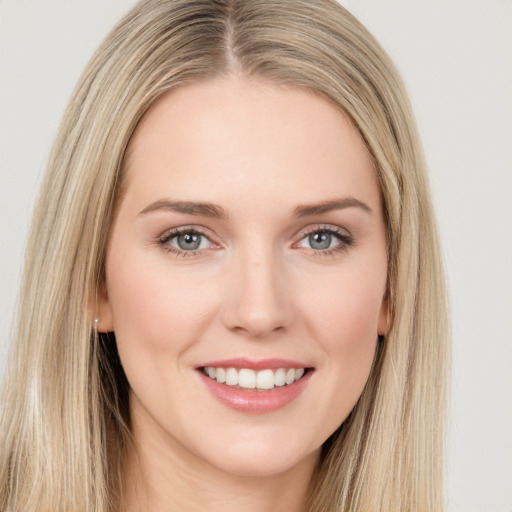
[121,76,380,214]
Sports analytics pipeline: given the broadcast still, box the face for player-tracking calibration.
[98,76,388,478]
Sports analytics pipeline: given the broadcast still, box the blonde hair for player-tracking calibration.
[0,1,449,510]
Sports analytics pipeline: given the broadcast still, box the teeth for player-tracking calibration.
[225,368,239,386]
[239,369,256,389]
[216,367,226,383]
[256,369,275,390]
[203,366,308,390]
[274,368,286,387]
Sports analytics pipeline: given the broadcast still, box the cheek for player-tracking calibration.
[299,263,385,402]
[302,263,385,346]
[106,251,219,359]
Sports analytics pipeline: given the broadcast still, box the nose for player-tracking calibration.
[220,247,294,339]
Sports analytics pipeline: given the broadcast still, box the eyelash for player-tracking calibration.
[298,225,354,256]
[157,226,213,258]
[156,225,354,258]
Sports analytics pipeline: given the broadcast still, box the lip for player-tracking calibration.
[196,359,314,414]
[197,357,310,370]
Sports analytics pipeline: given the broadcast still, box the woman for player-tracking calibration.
[0,0,449,511]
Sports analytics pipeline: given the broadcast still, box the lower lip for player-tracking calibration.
[199,370,313,413]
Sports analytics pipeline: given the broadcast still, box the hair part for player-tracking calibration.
[0,1,449,511]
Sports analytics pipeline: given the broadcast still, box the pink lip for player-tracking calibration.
[197,357,309,370]
[197,364,314,414]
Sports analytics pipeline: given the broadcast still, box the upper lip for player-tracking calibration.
[197,358,313,371]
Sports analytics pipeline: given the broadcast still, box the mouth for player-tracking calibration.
[196,358,314,413]
[200,366,312,391]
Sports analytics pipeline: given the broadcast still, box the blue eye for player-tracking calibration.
[172,232,207,251]
[308,232,335,250]
[159,228,213,255]
[296,228,353,253]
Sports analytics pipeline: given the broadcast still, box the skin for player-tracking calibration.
[98,75,388,512]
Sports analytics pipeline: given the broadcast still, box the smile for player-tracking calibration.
[202,367,307,390]
[197,359,314,413]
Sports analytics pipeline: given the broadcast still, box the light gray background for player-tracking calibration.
[1,1,511,510]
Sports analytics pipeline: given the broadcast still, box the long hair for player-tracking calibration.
[0,1,449,510]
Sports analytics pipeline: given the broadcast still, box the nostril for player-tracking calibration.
[231,323,286,339]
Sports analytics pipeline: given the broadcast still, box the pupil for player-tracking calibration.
[310,232,331,250]
[178,233,200,250]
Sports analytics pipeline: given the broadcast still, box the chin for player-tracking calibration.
[197,433,320,479]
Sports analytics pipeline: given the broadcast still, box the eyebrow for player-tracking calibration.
[138,196,372,219]
[293,197,373,217]
[139,199,228,219]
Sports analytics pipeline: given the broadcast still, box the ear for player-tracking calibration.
[377,297,389,336]
[95,281,114,333]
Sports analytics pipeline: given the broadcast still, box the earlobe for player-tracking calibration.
[95,282,114,333]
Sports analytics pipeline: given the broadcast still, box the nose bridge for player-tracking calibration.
[221,240,292,338]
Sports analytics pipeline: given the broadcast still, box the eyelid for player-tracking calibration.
[158,224,210,238]
[292,224,354,254]
[294,223,353,242]
[155,223,354,258]
[157,225,220,257]
[299,223,351,237]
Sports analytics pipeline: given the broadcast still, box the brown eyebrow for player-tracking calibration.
[139,196,372,219]
[139,200,228,219]
[293,197,373,217]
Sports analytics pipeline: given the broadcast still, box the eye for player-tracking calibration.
[171,232,210,251]
[158,228,215,256]
[295,227,353,254]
